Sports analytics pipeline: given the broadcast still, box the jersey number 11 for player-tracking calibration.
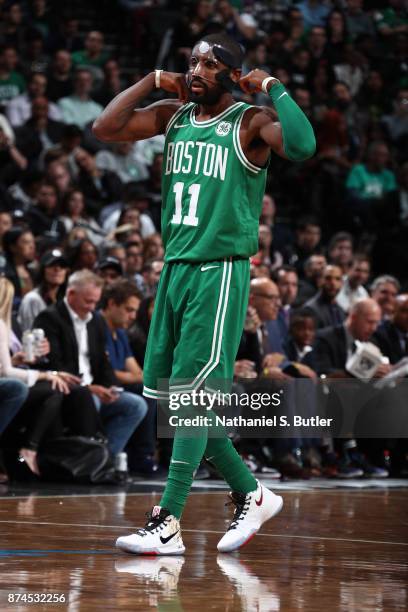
[171,182,200,227]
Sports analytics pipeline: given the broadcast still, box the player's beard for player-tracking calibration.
[187,78,224,105]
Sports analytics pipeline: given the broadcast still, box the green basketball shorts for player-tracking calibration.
[142,257,250,400]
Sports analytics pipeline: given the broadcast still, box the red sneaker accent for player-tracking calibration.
[255,489,263,506]
[239,532,257,549]
[141,551,159,555]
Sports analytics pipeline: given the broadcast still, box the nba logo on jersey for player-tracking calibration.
[216,121,232,137]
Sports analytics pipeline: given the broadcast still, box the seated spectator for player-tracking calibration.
[286,310,316,368]
[67,237,98,272]
[327,232,354,275]
[0,378,28,482]
[357,70,390,121]
[7,168,43,211]
[274,265,299,340]
[99,279,159,474]
[382,88,408,155]
[59,188,104,245]
[96,257,123,287]
[374,1,408,41]
[370,275,400,321]
[6,72,61,128]
[95,141,149,185]
[94,59,125,107]
[306,25,327,66]
[2,226,36,303]
[58,69,103,129]
[102,184,156,238]
[170,0,217,72]
[46,15,82,54]
[345,141,398,231]
[304,264,346,329]
[0,2,25,49]
[325,9,348,65]
[21,28,50,76]
[143,233,164,263]
[0,45,26,110]
[46,49,74,103]
[373,293,408,364]
[125,239,144,281]
[15,96,64,164]
[312,298,390,478]
[74,147,123,215]
[101,242,126,271]
[134,260,163,299]
[345,0,376,41]
[297,0,330,29]
[215,1,258,44]
[333,45,365,98]
[336,253,370,313]
[282,216,322,278]
[34,270,147,457]
[46,161,72,199]
[0,276,76,477]
[296,254,327,306]
[397,161,408,226]
[18,249,68,332]
[253,223,283,270]
[26,181,66,241]
[71,31,110,84]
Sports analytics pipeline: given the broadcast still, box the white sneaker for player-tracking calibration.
[217,480,283,553]
[116,506,185,555]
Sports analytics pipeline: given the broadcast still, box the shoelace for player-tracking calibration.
[136,511,169,536]
[225,492,251,531]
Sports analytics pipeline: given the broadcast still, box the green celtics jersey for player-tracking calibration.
[161,101,267,262]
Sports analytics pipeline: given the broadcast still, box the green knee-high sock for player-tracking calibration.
[160,428,208,519]
[205,434,257,494]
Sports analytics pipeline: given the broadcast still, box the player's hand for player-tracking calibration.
[239,69,278,94]
[159,72,189,103]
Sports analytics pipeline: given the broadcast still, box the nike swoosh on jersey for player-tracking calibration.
[174,123,190,128]
[160,530,179,544]
[201,265,220,271]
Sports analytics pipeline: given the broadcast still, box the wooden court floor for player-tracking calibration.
[0,486,407,611]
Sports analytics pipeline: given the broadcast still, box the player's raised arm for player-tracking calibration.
[92,71,189,143]
[239,69,316,161]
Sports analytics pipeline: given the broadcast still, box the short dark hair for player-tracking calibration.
[100,278,141,309]
[272,265,297,283]
[289,310,315,330]
[296,216,320,231]
[328,232,353,252]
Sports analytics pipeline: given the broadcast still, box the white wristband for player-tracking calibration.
[261,76,278,94]
[155,69,163,89]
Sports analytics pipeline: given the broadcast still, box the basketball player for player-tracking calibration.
[93,33,316,555]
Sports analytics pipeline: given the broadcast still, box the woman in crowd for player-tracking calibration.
[2,226,36,307]
[0,277,73,477]
[18,249,69,332]
[59,188,104,245]
[66,237,98,271]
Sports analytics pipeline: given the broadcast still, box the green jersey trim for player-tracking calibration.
[232,107,262,174]
[189,101,244,127]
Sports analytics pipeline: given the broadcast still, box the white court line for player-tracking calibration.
[0,519,406,547]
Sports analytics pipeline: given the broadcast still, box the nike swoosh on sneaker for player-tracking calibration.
[255,489,263,506]
[201,265,220,271]
[160,530,179,544]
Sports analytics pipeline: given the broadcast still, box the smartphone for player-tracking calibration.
[111,386,124,394]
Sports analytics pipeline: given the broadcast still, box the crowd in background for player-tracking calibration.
[0,0,407,484]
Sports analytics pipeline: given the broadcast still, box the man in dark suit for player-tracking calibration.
[274,265,298,343]
[34,269,147,457]
[304,264,346,330]
[312,298,390,478]
[372,294,408,364]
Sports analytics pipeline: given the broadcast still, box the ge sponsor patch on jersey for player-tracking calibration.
[216,121,232,137]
